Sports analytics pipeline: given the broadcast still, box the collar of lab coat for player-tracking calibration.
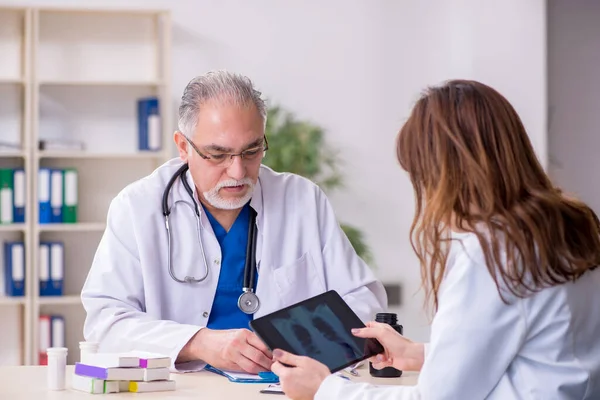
[172,166,265,232]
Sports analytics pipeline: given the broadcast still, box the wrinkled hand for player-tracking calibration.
[352,321,425,372]
[194,328,273,374]
[271,349,331,400]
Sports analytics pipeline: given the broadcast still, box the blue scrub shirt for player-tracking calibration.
[204,203,258,330]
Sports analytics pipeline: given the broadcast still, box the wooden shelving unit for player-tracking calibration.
[0,6,172,366]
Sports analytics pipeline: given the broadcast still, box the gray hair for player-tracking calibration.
[177,70,267,137]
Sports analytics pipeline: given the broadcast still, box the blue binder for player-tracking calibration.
[39,242,51,296]
[3,241,25,296]
[137,97,159,151]
[48,242,64,296]
[50,169,63,223]
[38,168,51,224]
[13,168,25,223]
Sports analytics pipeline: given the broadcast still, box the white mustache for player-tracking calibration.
[214,178,253,191]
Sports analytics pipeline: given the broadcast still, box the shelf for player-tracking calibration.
[0,223,26,232]
[37,295,81,306]
[38,7,167,16]
[38,79,162,87]
[0,150,25,159]
[37,223,106,232]
[0,297,26,305]
[0,77,23,85]
[37,151,165,160]
[1,4,173,367]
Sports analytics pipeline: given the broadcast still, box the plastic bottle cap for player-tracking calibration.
[47,347,68,355]
[79,341,99,349]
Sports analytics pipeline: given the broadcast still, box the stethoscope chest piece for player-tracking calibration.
[238,290,260,314]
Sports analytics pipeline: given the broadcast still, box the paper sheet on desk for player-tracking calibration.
[205,365,279,383]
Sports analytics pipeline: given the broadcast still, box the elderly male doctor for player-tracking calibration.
[80,70,387,374]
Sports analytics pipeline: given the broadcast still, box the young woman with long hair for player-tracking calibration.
[271,79,600,400]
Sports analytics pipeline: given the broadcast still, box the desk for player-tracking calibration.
[0,365,418,399]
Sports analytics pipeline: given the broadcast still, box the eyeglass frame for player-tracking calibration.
[184,134,269,166]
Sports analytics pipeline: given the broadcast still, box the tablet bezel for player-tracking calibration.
[249,290,384,373]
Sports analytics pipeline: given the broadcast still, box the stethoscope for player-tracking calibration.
[161,163,260,314]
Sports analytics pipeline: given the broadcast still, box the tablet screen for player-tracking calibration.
[250,290,384,373]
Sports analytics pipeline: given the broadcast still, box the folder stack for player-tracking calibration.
[0,168,26,224]
[38,168,78,224]
[38,241,64,296]
[71,351,175,394]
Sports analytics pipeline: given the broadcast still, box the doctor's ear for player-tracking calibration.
[174,131,190,162]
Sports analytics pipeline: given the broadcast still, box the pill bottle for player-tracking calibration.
[369,313,403,378]
[79,341,99,364]
[47,347,68,390]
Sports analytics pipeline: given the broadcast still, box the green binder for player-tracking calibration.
[0,168,14,224]
[62,168,78,223]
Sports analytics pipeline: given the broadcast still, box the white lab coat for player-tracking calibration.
[80,158,387,371]
[316,231,600,399]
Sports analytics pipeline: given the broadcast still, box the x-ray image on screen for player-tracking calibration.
[269,302,362,367]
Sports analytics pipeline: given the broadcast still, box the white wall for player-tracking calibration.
[1,0,547,342]
[548,0,600,213]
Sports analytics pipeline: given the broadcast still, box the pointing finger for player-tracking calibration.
[351,326,379,338]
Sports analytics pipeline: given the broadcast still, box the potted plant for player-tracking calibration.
[262,105,374,266]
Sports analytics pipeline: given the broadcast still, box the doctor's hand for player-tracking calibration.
[352,321,425,372]
[271,349,331,400]
[194,328,273,374]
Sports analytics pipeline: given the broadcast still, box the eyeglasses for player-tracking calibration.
[185,135,269,167]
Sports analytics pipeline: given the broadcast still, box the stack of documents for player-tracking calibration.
[72,351,175,394]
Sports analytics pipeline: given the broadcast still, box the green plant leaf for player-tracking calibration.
[263,104,375,268]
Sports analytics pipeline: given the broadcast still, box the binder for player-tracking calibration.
[137,97,161,151]
[0,168,13,224]
[39,242,51,296]
[38,168,51,223]
[62,168,77,223]
[148,111,161,151]
[51,315,65,348]
[3,241,25,296]
[39,315,51,365]
[50,169,63,223]
[13,168,25,223]
[49,242,64,296]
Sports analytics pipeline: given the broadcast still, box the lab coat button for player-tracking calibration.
[203,311,209,318]
[214,259,220,265]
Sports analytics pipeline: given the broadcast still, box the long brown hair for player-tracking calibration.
[397,79,600,311]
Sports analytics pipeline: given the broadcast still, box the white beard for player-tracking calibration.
[203,177,254,210]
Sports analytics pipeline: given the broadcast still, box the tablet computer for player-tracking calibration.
[249,290,384,373]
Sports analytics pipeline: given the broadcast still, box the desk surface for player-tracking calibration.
[0,365,418,399]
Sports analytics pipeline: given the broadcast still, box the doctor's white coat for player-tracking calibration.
[315,231,600,399]
[80,158,387,371]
